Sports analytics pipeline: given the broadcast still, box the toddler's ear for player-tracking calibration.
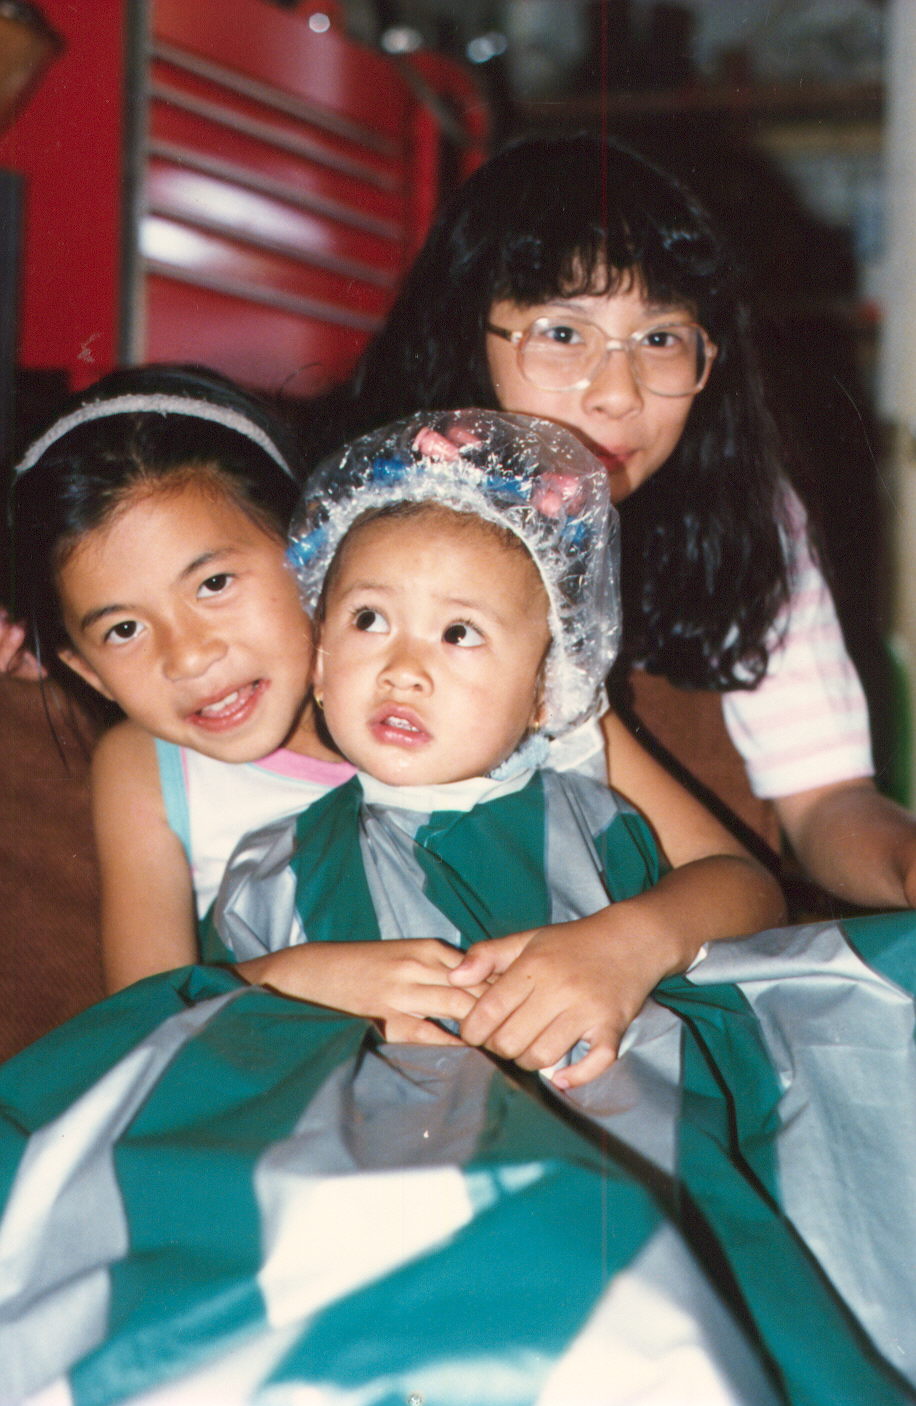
[312,644,326,690]
[529,690,547,733]
[57,647,115,701]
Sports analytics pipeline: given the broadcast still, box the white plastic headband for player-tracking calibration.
[13,393,295,480]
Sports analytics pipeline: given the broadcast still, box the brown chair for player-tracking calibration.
[0,677,104,1061]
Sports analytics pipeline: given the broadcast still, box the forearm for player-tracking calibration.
[103,911,197,992]
[614,854,787,977]
[234,944,332,1002]
[778,781,916,909]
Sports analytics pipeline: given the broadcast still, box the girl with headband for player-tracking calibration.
[307,133,916,912]
[10,367,781,1058]
[10,364,353,989]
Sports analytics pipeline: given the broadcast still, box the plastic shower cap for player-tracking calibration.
[288,410,621,736]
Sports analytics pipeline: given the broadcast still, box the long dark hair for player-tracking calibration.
[10,363,302,724]
[306,133,793,691]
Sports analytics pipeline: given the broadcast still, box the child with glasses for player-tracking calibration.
[307,133,916,913]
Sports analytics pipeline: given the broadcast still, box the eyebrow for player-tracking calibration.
[441,593,507,625]
[547,296,692,320]
[78,548,236,633]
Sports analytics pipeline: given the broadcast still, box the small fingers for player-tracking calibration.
[448,932,534,987]
[484,1008,579,1070]
[447,949,495,986]
[399,982,481,1025]
[378,1013,465,1046]
[459,977,530,1048]
[549,1041,618,1092]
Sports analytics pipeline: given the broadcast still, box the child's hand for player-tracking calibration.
[240,938,487,1046]
[449,908,683,1089]
[0,610,44,680]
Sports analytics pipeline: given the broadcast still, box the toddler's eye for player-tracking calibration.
[354,607,388,633]
[199,573,232,597]
[104,619,142,645]
[443,621,484,647]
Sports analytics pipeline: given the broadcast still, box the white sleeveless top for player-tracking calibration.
[155,740,356,918]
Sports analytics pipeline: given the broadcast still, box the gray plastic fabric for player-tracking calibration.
[288,410,621,737]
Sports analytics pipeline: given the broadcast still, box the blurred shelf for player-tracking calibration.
[515,79,883,128]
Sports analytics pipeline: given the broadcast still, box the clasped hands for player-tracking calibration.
[278,909,666,1092]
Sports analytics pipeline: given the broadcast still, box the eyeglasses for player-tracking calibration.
[486,314,716,396]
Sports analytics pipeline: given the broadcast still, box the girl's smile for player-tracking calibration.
[486,282,713,504]
[188,678,270,733]
[56,480,319,762]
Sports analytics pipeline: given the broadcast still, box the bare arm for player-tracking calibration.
[601,710,756,865]
[91,721,198,991]
[776,777,916,909]
[248,708,780,1060]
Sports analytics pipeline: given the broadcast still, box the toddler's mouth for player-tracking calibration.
[371,706,430,746]
[383,713,420,733]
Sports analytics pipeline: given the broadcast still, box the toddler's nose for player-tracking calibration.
[379,640,432,693]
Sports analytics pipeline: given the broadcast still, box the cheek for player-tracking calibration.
[655,400,695,456]
[486,342,526,410]
[320,637,365,695]
[264,580,312,642]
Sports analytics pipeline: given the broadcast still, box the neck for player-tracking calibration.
[281,698,345,762]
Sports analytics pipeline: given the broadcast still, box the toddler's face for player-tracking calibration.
[57,478,315,761]
[315,510,550,786]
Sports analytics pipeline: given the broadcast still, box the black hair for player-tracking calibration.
[9,363,303,724]
[305,133,794,691]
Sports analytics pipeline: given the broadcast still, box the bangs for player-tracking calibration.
[485,140,729,328]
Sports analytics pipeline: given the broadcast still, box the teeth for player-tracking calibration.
[386,715,418,732]
[200,689,240,717]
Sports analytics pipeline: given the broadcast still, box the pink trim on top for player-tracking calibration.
[252,748,356,784]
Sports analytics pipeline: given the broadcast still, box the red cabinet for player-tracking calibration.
[0,0,486,396]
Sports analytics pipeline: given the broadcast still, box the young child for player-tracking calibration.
[216,408,783,1087]
[10,363,354,990]
[307,133,916,911]
[10,366,782,1059]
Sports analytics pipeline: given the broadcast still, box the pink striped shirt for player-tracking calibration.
[722,498,873,798]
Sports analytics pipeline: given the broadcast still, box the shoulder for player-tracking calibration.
[91,718,160,787]
[90,720,166,825]
[777,485,820,580]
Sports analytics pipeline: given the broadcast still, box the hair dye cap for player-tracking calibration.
[289,409,620,736]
